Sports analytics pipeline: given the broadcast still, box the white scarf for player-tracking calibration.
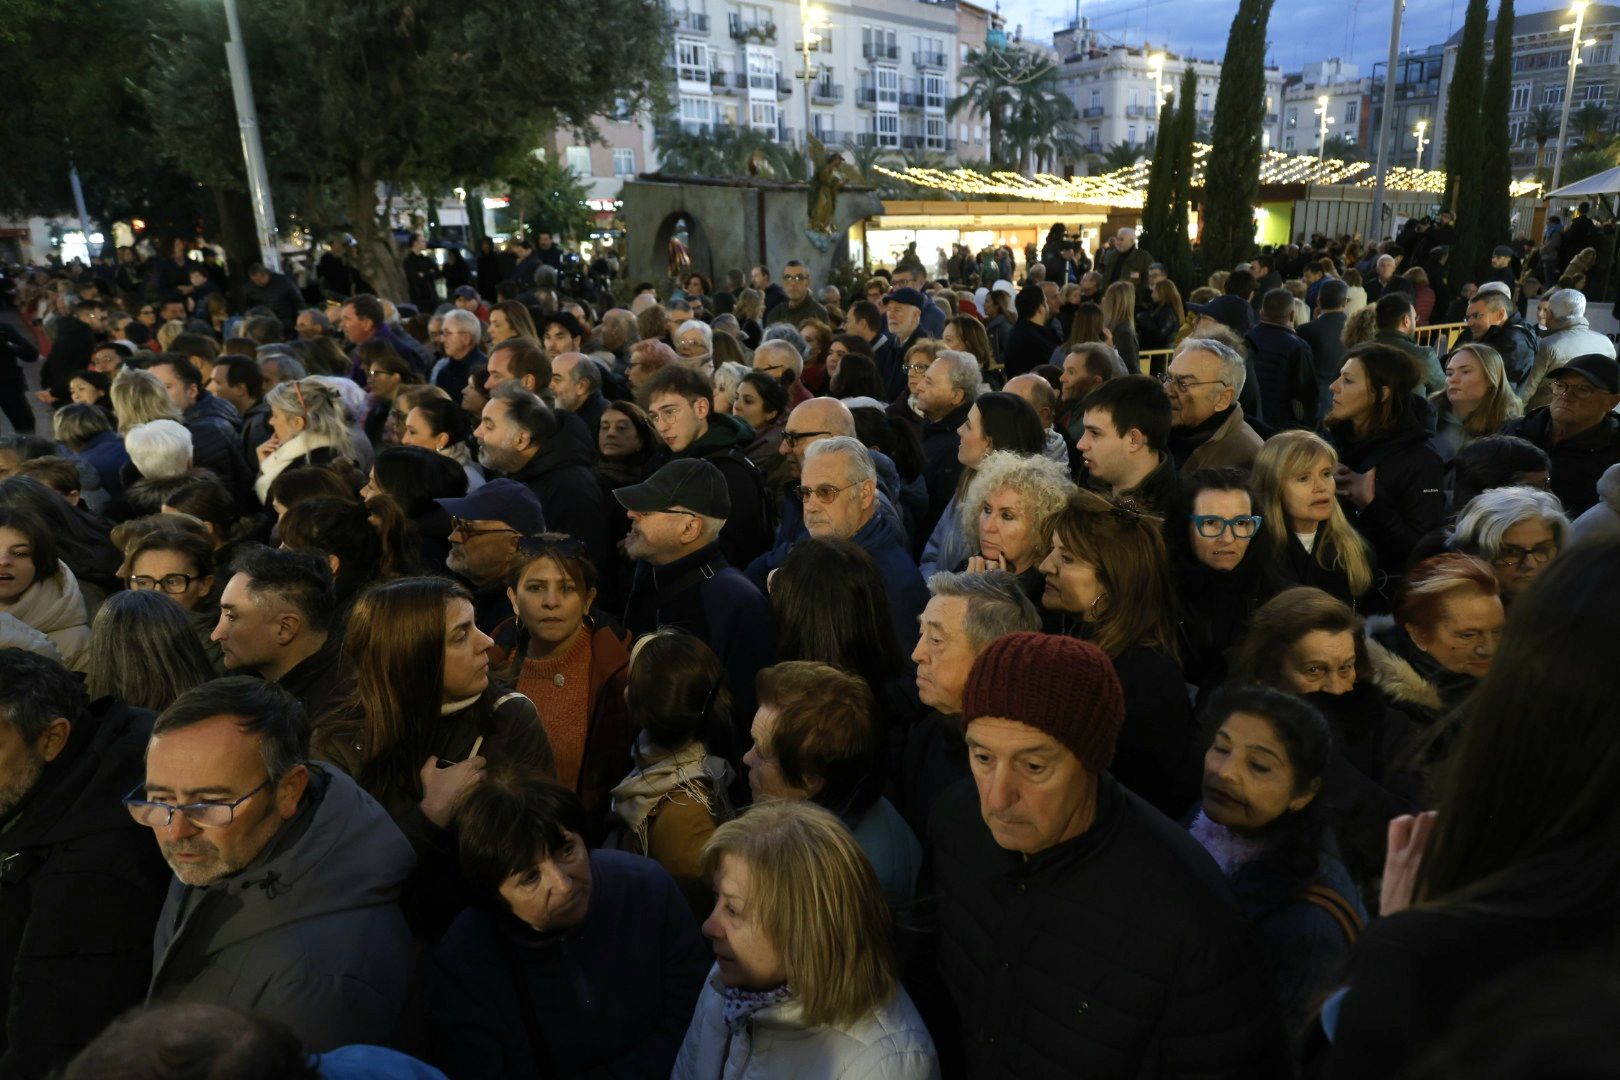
[0,561,90,671]
[254,431,338,503]
[609,734,733,850]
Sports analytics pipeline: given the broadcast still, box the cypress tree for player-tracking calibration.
[1478,0,1516,279]
[1164,65,1200,291]
[1446,0,1490,290]
[1201,0,1276,272]
[1139,95,1177,252]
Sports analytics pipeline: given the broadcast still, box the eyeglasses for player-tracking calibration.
[905,362,933,375]
[783,273,809,283]
[367,368,397,378]
[1550,379,1603,401]
[123,778,273,829]
[127,572,204,594]
[796,480,860,504]
[1159,372,1231,393]
[1492,540,1558,568]
[451,517,519,539]
[781,429,833,448]
[1190,513,1262,539]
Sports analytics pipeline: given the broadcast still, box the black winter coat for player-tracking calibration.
[1002,319,1061,379]
[926,775,1291,1079]
[507,410,612,574]
[1297,313,1347,421]
[1477,318,1538,386]
[1326,409,1446,582]
[0,699,170,1079]
[1246,322,1318,430]
[1501,406,1620,517]
[919,402,971,539]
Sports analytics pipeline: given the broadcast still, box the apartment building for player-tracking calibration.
[1435,4,1620,175]
[1053,21,1283,167]
[1273,59,1374,156]
[1366,45,1444,170]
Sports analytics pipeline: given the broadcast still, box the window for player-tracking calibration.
[926,116,946,149]
[875,112,899,147]
[1089,125,1101,149]
[877,66,899,105]
[1284,135,1295,151]
[1127,124,1137,144]
[974,124,982,140]
[1583,42,1612,65]
[749,100,777,132]
[1128,88,1140,109]
[1286,106,1298,129]
[679,95,712,131]
[1584,83,1606,102]
[747,47,776,92]
[1147,126,1156,143]
[1089,89,1101,108]
[1200,91,1211,111]
[565,146,593,176]
[924,73,944,110]
[676,39,709,82]
[959,123,967,141]
[1511,83,1531,111]
[612,148,636,176]
[1343,101,1358,125]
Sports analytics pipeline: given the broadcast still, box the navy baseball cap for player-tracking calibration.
[881,286,929,311]
[614,459,731,518]
[436,478,547,535]
[1187,294,1253,333]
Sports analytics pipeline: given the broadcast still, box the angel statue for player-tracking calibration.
[806,134,859,252]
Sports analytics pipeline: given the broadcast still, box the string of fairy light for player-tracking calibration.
[873,143,1543,207]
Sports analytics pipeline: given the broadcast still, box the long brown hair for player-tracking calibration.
[340,577,474,798]
[1049,489,1180,661]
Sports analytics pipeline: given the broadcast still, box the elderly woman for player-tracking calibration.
[920,391,1045,578]
[1448,485,1568,601]
[712,361,750,414]
[109,420,199,521]
[1428,343,1522,464]
[1037,489,1193,816]
[1190,686,1366,1041]
[1364,553,1504,723]
[674,318,714,372]
[674,800,938,1079]
[743,661,921,911]
[429,775,711,1079]
[956,449,1075,607]
[254,377,359,505]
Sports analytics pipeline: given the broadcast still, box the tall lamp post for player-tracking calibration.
[222,0,282,271]
[1551,0,1596,193]
[1413,119,1430,169]
[1148,51,1167,108]
[1315,94,1336,161]
[799,0,829,154]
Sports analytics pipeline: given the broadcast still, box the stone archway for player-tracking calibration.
[651,210,714,285]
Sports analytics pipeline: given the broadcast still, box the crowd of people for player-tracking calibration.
[0,217,1617,1079]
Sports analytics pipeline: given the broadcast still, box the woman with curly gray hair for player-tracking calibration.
[956,449,1076,606]
[1449,485,1570,601]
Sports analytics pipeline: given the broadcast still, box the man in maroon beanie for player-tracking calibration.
[922,632,1290,1078]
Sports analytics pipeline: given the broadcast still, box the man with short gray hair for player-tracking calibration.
[549,352,609,437]
[753,338,812,408]
[1465,287,1537,387]
[1164,338,1263,476]
[1525,287,1615,409]
[898,568,1040,832]
[1101,225,1154,303]
[916,351,981,533]
[430,308,485,397]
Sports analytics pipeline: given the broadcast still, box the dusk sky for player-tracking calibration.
[995,0,1574,74]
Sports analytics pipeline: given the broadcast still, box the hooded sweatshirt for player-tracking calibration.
[148,764,416,1052]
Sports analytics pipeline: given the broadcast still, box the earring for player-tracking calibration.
[1089,592,1109,620]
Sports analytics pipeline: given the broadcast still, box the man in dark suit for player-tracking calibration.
[1297,278,1349,421]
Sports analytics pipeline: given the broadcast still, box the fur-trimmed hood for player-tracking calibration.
[1363,615,1446,716]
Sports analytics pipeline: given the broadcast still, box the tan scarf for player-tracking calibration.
[609,734,732,850]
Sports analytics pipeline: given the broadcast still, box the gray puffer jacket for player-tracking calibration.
[1524,314,1616,409]
[148,763,416,1051]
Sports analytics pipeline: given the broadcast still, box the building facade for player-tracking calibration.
[1053,21,1282,169]
[1435,4,1620,177]
[1365,45,1444,171]
[1273,59,1374,157]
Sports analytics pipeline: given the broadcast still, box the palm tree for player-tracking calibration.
[1526,105,1560,177]
[1098,141,1145,170]
[951,44,1079,170]
[1573,102,1609,148]
[1320,133,1358,160]
[949,49,1015,164]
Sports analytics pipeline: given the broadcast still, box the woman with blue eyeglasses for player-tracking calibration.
[1171,468,1284,701]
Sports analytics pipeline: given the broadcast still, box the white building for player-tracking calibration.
[1273,59,1375,156]
[1054,21,1283,169]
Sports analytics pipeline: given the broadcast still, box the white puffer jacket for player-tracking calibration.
[673,968,940,1080]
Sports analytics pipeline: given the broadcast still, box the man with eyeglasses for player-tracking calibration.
[764,260,828,328]
[0,648,169,1077]
[429,308,485,399]
[438,478,548,633]
[1503,353,1620,516]
[640,365,772,568]
[133,677,415,1050]
[1163,338,1263,478]
[616,459,775,720]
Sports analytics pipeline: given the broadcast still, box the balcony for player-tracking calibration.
[812,81,844,103]
[711,69,736,94]
[679,121,716,136]
[856,86,877,107]
[677,65,710,85]
[899,91,924,109]
[1082,105,1105,118]
[1125,104,1148,118]
[863,42,900,61]
[914,50,947,68]
[673,10,709,32]
[777,74,794,95]
[729,15,777,43]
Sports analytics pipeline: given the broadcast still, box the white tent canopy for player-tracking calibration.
[1546,166,1620,198]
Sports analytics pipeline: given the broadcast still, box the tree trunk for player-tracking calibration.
[348,176,408,303]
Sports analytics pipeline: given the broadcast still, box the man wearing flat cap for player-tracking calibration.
[925,632,1289,1078]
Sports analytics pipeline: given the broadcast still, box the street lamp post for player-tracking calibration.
[222,0,282,272]
[1413,119,1430,169]
[799,0,829,157]
[1315,94,1336,161]
[1148,51,1166,110]
[1551,0,1596,193]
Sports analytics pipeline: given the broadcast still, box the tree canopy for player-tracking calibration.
[1201,0,1276,272]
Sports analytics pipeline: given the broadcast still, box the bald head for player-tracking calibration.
[1004,373,1056,427]
[778,396,856,472]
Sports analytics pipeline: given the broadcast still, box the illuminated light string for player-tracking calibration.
[873,143,1544,206]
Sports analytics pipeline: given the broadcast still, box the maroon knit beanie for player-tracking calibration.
[961,632,1125,773]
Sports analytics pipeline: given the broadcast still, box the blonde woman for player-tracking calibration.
[110,369,184,434]
[956,450,1076,605]
[110,368,257,495]
[712,361,751,414]
[253,377,358,504]
[1101,281,1139,372]
[1428,343,1522,463]
[673,800,938,1079]
[1250,430,1375,607]
[155,319,188,353]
